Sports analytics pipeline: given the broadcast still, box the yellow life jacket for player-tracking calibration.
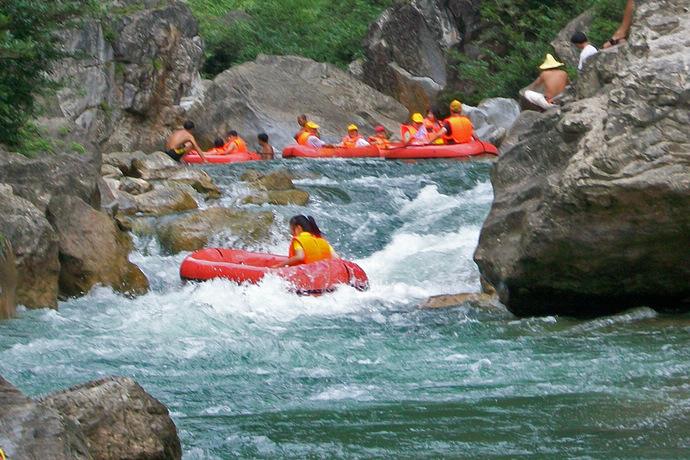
[296,131,312,146]
[289,231,333,264]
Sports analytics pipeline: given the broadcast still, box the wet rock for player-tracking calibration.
[157,207,274,254]
[41,377,182,460]
[166,169,221,198]
[474,0,690,317]
[119,177,152,195]
[102,151,149,175]
[242,169,294,191]
[0,184,60,309]
[101,164,123,178]
[241,170,310,206]
[127,184,198,217]
[188,55,407,149]
[420,292,500,310]
[0,376,91,460]
[131,151,180,180]
[0,236,17,320]
[47,195,149,298]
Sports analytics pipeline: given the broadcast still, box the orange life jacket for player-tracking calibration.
[341,134,364,148]
[233,137,248,153]
[401,125,416,143]
[443,115,473,144]
[368,136,391,148]
[289,231,333,264]
[425,118,445,145]
[296,131,312,146]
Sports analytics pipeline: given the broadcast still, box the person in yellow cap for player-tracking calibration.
[340,124,370,148]
[298,121,334,149]
[523,54,569,111]
[401,112,430,145]
[430,100,474,144]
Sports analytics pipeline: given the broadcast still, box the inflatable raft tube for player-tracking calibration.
[180,248,369,294]
[182,151,261,164]
[382,139,498,160]
[282,145,381,159]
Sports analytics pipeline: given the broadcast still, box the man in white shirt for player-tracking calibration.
[571,31,598,71]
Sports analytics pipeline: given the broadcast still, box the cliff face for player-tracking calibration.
[474,0,690,317]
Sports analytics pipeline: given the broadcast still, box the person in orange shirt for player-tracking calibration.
[272,215,337,267]
[293,114,308,142]
[340,124,370,148]
[425,109,445,145]
[224,130,248,154]
[368,125,391,148]
[205,138,227,155]
[431,100,474,144]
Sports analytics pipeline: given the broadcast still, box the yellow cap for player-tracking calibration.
[306,121,320,129]
[411,113,424,123]
[539,53,565,70]
[347,124,358,131]
[450,100,462,111]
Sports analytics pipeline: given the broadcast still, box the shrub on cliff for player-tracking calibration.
[0,0,94,150]
[188,0,394,76]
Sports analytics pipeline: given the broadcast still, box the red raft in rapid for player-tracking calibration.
[382,139,498,160]
[179,248,369,294]
[181,151,261,164]
[282,145,381,159]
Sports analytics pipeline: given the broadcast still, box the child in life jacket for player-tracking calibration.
[273,215,337,267]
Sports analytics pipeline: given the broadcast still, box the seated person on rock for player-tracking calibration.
[425,109,445,145]
[430,100,473,145]
[571,31,598,70]
[272,215,337,268]
[223,130,249,154]
[257,133,275,160]
[165,120,207,162]
[523,54,569,111]
[368,125,391,148]
[293,114,308,142]
[206,137,227,155]
[402,113,430,145]
[340,124,370,148]
[603,0,634,48]
[297,122,335,149]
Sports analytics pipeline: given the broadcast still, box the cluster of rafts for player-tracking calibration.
[179,138,498,294]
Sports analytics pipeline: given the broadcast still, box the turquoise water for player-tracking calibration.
[1,159,689,458]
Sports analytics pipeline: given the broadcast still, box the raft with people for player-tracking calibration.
[181,151,261,164]
[382,139,498,160]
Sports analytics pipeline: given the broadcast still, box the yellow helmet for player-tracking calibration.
[347,124,359,131]
[411,113,424,123]
[450,100,462,112]
[306,121,320,129]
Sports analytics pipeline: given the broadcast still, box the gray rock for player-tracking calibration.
[0,376,91,460]
[240,170,310,206]
[42,377,181,460]
[165,169,220,198]
[477,98,521,132]
[0,236,17,320]
[0,185,60,309]
[157,207,274,254]
[103,151,149,175]
[420,292,501,310]
[474,0,690,317]
[46,195,149,298]
[119,177,152,195]
[101,164,123,178]
[127,184,198,216]
[131,151,180,180]
[499,110,547,153]
[188,55,407,149]
[551,9,595,68]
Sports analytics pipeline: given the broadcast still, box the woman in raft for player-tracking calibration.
[273,215,337,268]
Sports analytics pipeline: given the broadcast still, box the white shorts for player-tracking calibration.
[524,90,555,110]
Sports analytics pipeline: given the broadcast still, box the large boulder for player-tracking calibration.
[187,55,408,149]
[0,376,91,460]
[240,170,310,206]
[46,195,149,298]
[474,0,690,317]
[0,236,17,320]
[0,185,60,309]
[128,184,199,216]
[42,377,182,460]
[157,207,274,254]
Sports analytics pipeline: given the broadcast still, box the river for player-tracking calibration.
[1,159,689,458]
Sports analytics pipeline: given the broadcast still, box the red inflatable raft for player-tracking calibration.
[382,139,498,160]
[182,151,261,164]
[180,248,369,294]
[282,145,381,159]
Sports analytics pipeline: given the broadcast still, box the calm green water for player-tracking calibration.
[1,159,689,458]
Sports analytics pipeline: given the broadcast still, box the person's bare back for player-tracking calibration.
[166,129,195,151]
[164,121,206,162]
[540,69,569,101]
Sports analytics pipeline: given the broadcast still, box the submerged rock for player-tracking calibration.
[420,293,500,310]
[157,207,274,254]
[474,0,690,317]
[47,195,149,298]
[42,377,182,460]
[240,169,310,206]
[0,236,17,320]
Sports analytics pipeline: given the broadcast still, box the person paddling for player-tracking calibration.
[165,121,207,162]
[272,215,337,268]
[340,124,370,148]
[224,130,248,154]
[430,100,474,144]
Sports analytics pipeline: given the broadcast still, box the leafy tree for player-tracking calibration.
[0,0,94,148]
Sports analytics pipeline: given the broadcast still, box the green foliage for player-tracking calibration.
[188,0,395,76]
[447,0,626,105]
[0,0,95,150]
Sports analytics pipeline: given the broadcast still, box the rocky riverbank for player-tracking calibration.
[474,0,690,317]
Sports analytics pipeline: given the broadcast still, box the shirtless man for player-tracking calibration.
[165,121,207,162]
[523,54,569,111]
